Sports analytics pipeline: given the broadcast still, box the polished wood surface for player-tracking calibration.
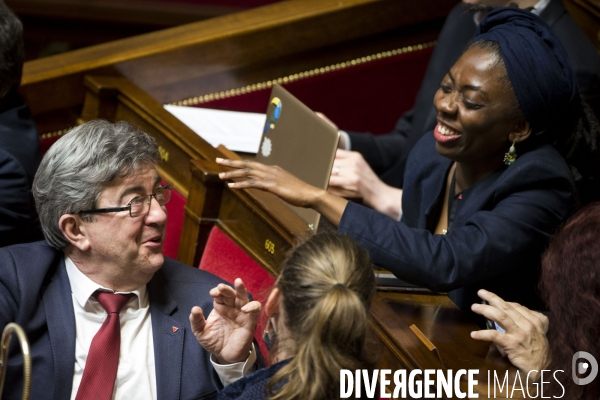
[11,0,237,61]
[9,0,237,26]
[79,75,223,196]
[22,0,455,134]
[180,158,308,271]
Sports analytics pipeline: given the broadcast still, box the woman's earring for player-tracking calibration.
[263,318,277,351]
[503,139,517,166]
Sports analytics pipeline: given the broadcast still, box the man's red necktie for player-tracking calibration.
[75,292,133,400]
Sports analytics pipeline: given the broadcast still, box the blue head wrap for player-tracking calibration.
[475,7,581,140]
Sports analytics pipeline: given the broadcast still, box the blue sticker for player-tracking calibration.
[263,97,282,134]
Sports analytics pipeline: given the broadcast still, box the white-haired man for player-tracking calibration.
[0,120,260,400]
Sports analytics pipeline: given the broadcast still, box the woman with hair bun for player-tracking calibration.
[218,232,376,400]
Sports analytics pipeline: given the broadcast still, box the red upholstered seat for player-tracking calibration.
[198,226,276,363]
[163,187,186,259]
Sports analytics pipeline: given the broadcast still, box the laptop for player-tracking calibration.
[254,84,339,230]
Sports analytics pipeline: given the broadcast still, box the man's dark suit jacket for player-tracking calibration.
[0,90,42,247]
[338,133,574,320]
[0,241,229,400]
[349,0,600,189]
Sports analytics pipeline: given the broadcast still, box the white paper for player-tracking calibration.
[164,105,265,153]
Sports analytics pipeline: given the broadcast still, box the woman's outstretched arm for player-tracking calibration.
[216,158,349,227]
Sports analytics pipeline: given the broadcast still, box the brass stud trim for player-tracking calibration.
[40,41,437,136]
[168,40,437,107]
[40,128,69,140]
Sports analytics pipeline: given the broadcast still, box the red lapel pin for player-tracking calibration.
[172,326,179,333]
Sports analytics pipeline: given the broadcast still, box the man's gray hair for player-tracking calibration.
[33,120,160,248]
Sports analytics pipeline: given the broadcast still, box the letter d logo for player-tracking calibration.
[572,351,598,386]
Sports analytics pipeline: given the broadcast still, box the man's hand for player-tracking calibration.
[189,278,261,364]
[470,289,550,381]
[329,149,403,219]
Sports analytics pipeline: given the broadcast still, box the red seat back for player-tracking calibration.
[163,187,187,259]
[199,226,276,363]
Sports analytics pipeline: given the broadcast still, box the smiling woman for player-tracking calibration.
[433,44,529,172]
[216,7,600,321]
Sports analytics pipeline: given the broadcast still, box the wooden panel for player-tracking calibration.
[179,159,309,269]
[21,0,455,133]
[8,0,238,26]
[11,0,252,61]
[564,0,600,51]
[217,188,301,276]
[178,161,226,267]
[79,75,225,196]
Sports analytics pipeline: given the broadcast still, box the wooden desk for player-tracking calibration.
[185,158,528,399]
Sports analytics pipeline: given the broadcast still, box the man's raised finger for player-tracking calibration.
[189,306,207,334]
[234,278,249,305]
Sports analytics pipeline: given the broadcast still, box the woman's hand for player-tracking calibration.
[216,158,321,208]
[470,289,550,381]
[215,158,349,226]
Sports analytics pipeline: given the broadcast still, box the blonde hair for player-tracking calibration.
[265,232,375,400]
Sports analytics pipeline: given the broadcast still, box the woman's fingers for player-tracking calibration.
[215,157,319,208]
[216,158,260,179]
[216,157,252,168]
[215,158,277,190]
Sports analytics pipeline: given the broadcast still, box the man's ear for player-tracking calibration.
[58,214,90,251]
[509,119,532,144]
[265,288,281,318]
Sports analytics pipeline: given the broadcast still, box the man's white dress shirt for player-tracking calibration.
[65,257,255,400]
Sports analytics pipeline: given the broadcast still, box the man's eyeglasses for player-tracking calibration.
[79,185,172,218]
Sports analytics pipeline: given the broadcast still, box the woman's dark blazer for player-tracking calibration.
[338,133,574,317]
